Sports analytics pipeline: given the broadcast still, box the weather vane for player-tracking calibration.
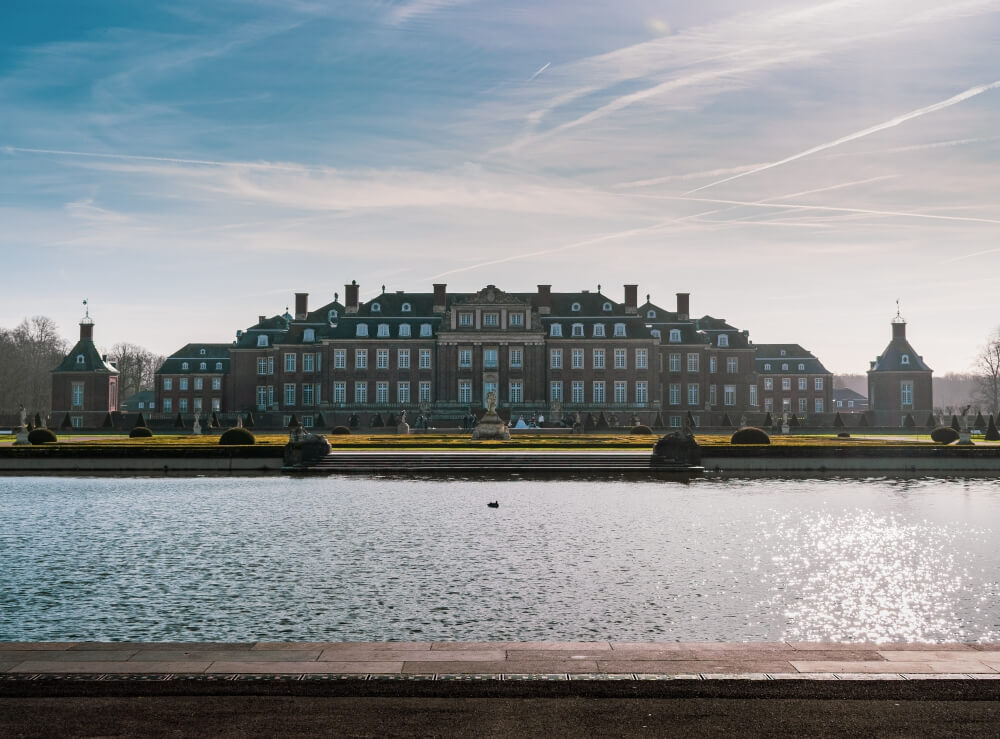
[82,298,89,319]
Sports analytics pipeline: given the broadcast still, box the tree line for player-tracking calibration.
[0,316,163,419]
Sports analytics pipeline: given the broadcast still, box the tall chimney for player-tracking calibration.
[537,285,552,315]
[345,281,360,313]
[624,284,638,314]
[294,292,309,321]
[676,292,690,320]
[433,283,447,313]
[80,321,94,341]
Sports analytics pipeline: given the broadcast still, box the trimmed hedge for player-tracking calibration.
[731,426,770,445]
[129,427,154,438]
[219,427,256,445]
[629,425,653,435]
[28,428,58,444]
[330,426,352,435]
[930,426,960,444]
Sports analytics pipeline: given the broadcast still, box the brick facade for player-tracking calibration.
[50,319,119,429]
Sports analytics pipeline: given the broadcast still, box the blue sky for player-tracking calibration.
[3,0,1000,372]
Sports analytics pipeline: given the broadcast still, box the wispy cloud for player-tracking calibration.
[387,0,470,26]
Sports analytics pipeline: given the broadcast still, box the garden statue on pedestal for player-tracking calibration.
[13,405,30,445]
[192,413,202,435]
[471,391,510,440]
[397,409,410,434]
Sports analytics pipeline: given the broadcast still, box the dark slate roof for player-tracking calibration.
[548,291,629,316]
[833,387,868,402]
[755,344,831,374]
[540,314,656,340]
[157,344,231,374]
[121,390,155,410]
[52,338,119,373]
[359,292,437,317]
[638,301,678,322]
[870,330,932,372]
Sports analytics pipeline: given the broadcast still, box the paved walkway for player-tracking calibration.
[3,642,1000,680]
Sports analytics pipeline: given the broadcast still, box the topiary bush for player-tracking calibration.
[219,427,256,445]
[60,413,72,430]
[986,415,1000,442]
[129,427,154,438]
[837,432,851,438]
[950,415,961,432]
[731,426,770,445]
[330,426,352,435]
[833,412,845,428]
[28,428,58,444]
[930,426,960,444]
[629,425,653,435]
[903,413,916,428]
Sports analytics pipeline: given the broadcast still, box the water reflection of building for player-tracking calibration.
[867,311,933,426]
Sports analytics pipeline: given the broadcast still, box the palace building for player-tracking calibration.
[50,311,119,429]
[867,311,933,426]
[153,282,834,429]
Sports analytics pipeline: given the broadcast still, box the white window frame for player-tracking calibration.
[724,385,736,406]
[334,349,346,369]
[458,380,472,404]
[571,381,584,403]
[593,381,606,403]
[284,383,296,406]
[614,348,626,369]
[459,349,472,368]
[398,349,410,369]
[419,349,431,369]
[550,381,563,402]
[613,381,627,403]
[550,349,563,369]
[636,348,648,369]
[354,382,367,403]
[668,329,681,343]
[668,353,681,372]
[333,382,346,404]
[355,349,368,369]
[509,348,523,368]
[687,353,699,373]
[593,349,605,370]
[635,381,648,404]
[397,382,410,404]
[509,380,523,404]
[726,357,738,374]
[376,349,389,369]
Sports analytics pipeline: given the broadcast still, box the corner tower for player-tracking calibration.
[50,301,120,429]
[867,306,933,427]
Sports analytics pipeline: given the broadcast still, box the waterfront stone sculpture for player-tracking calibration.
[283,430,332,467]
[192,413,202,435]
[650,428,702,469]
[397,409,410,434]
[471,391,510,440]
[13,405,30,445]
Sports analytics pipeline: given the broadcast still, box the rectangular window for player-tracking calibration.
[572,349,584,369]
[333,382,346,404]
[285,353,296,373]
[71,382,84,407]
[483,348,498,368]
[268,386,274,407]
[194,377,203,391]
[782,397,791,411]
[483,312,499,327]
[749,385,758,407]
[550,324,562,337]
[550,381,563,402]
[669,353,681,372]
[284,383,296,406]
[764,397,773,412]
[375,382,389,403]
[724,385,736,406]
[419,381,431,402]
[901,381,914,406]
[709,356,717,374]
[798,377,807,391]
[397,382,410,404]
[669,415,681,428]
[376,349,389,369]
[636,348,648,369]
[815,398,824,413]
[256,386,267,410]
[593,381,606,403]
[669,384,681,405]
[257,358,268,375]
[355,382,367,403]
[355,349,367,369]
[635,381,648,403]
[191,397,202,412]
[614,381,627,403]
[764,377,773,390]
[302,384,314,406]
[782,377,791,391]
[509,312,524,327]
[397,349,410,369]
[687,353,699,373]
[798,397,808,413]
[550,349,562,369]
[709,384,717,405]
[815,377,824,391]
[593,349,605,370]
[212,377,221,390]
[179,398,188,412]
[459,349,472,368]
[687,383,699,406]
[509,381,523,403]
[727,357,738,374]
[509,348,523,368]
[419,349,431,369]
[302,415,314,428]
[163,378,172,391]
[614,349,626,369]
[303,353,315,372]
[179,378,188,391]
[458,380,472,404]
[459,312,473,327]
[334,349,346,369]
[571,381,584,403]
[163,398,172,412]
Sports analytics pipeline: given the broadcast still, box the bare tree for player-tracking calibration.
[0,316,68,417]
[973,329,1000,416]
[107,343,164,400]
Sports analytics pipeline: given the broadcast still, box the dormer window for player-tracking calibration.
[402,302,412,312]
[592,324,605,337]
[550,324,563,337]
[780,349,787,356]
[602,302,613,312]
[215,362,223,370]
[647,309,656,319]
[420,323,432,337]
[356,324,368,337]
[328,309,338,323]
[399,324,411,337]
[571,302,581,312]
[668,329,681,343]
[614,323,626,337]
[377,323,389,337]
[764,363,771,371]
[651,329,661,339]
[199,362,207,371]
[181,362,189,371]
[200,348,206,355]
[303,328,315,342]
[781,363,789,371]
[798,363,805,371]
[371,303,381,312]
[76,354,85,364]
[257,335,269,347]
[718,334,728,347]
[572,323,584,337]
[901,354,910,365]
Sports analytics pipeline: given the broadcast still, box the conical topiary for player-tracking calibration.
[210,411,220,428]
[833,412,845,428]
[244,411,255,428]
[904,413,916,428]
[288,414,299,428]
[61,412,72,429]
[720,413,733,427]
[926,413,937,429]
[174,413,185,429]
[787,414,799,427]
[371,413,384,428]
[858,413,869,428]
[102,412,114,429]
[386,413,397,427]
[763,412,773,427]
[686,411,696,428]
[34,412,42,428]
[986,415,1000,441]
[653,411,665,428]
[974,412,987,430]
[135,412,147,428]
[314,412,326,428]
[950,415,961,432]
[596,411,610,430]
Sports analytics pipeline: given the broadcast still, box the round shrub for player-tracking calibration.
[930,426,960,444]
[731,426,770,445]
[837,432,851,438]
[28,428,58,444]
[129,427,154,438]
[219,427,256,445]
[630,425,653,435]
[330,426,352,435]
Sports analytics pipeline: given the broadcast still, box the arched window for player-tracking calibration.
[215,362,223,370]
[76,354,85,364]
[901,354,910,365]
[550,324,563,337]
[377,324,389,337]
[602,302,613,312]
[763,363,771,371]
[647,309,656,319]
[199,362,207,370]
[780,349,787,356]
[257,335,269,347]
[798,363,805,371]
[399,324,411,337]
[650,329,661,339]
[572,323,584,337]
[718,334,728,347]
[328,309,338,323]
[402,302,412,313]
[781,363,788,371]
[668,329,681,343]
[181,362,189,371]
[571,302,581,312]
[356,324,368,337]
[371,303,381,312]
[613,323,626,337]
[420,323,432,337]
[199,348,206,355]
[303,328,315,342]
[592,324,605,337]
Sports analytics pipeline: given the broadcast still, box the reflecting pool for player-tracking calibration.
[1,475,998,642]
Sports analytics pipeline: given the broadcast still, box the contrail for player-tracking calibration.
[528,62,550,81]
[683,80,1000,195]
[2,146,308,171]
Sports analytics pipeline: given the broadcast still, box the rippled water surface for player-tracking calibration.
[1,475,998,642]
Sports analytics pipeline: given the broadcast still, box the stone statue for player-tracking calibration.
[471,391,509,440]
[13,404,30,445]
[485,391,498,414]
[397,409,410,435]
[192,413,202,435]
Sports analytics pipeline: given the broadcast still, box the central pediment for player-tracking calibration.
[453,285,529,307]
